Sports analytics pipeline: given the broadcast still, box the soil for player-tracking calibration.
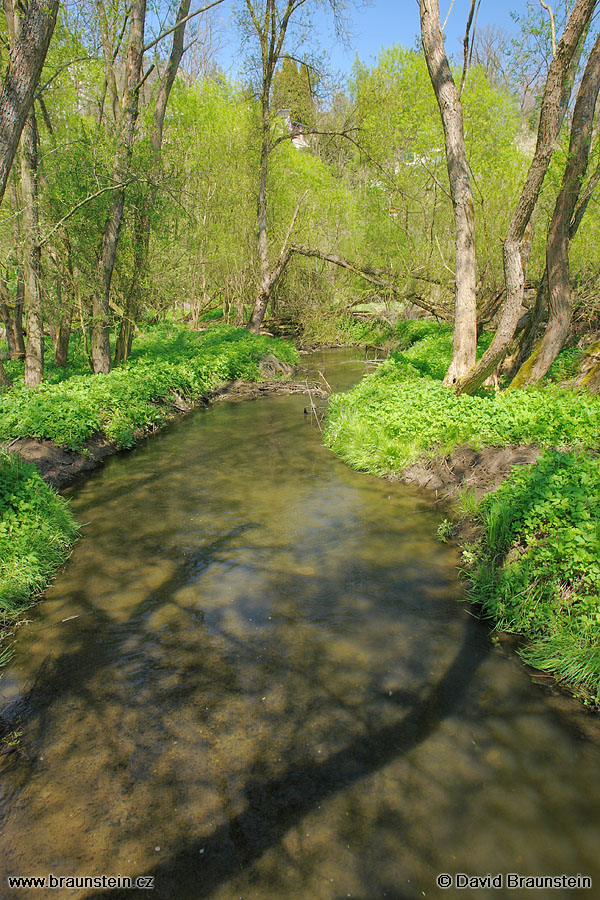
[398,444,542,503]
[2,375,327,492]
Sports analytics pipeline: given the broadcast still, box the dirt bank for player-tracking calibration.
[3,376,326,491]
[398,444,542,502]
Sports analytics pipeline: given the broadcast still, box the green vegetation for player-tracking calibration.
[467,452,600,702]
[0,325,298,450]
[0,453,78,614]
[324,353,599,477]
[325,324,600,700]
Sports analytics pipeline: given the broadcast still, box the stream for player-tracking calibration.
[1,349,599,900]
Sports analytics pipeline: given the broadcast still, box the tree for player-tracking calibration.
[114,0,192,363]
[91,0,147,374]
[0,0,60,205]
[455,0,598,395]
[242,0,346,334]
[419,0,477,385]
[512,29,600,385]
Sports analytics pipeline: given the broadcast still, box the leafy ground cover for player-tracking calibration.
[0,324,297,621]
[0,453,79,618]
[324,321,600,702]
[0,324,298,450]
[466,451,600,702]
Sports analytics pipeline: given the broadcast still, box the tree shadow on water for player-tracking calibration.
[83,615,491,900]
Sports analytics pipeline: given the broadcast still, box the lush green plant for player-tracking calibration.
[0,325,298,450]
[0,453,79,613]
[326,358,600,475]
[467,451,600,700]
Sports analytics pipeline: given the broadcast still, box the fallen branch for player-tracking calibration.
[290,245,451,320]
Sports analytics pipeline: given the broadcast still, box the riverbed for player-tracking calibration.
[1,350,599,900]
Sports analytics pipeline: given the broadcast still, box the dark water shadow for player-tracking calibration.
[82,616,490,900]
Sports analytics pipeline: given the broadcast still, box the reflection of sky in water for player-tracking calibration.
[1,350,600,900]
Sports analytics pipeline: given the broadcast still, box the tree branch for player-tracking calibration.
[40,181,137,247]
[144,0,225,53]
[290,245,451,320]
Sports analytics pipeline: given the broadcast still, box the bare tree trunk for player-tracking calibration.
[506,270,548,379]
[512,30,600,386]
[0,0,59,205]
[455,0,598,396]
[115,0,191,364]
[0,278,16,361]
[91,0,146,374]
[5,1,45,387]
[247,92,272,333]
[8,173,26,359]
[420,0,477,384]
[0,357,9,387]
[20,110,43,386]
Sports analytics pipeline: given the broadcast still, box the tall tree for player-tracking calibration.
[455,0,598,395]
[419,0,477,385]
[114,0,192,363]
[5,0,45,387]
[244,0,344,334]
[512,29,600,385]
[0,0,59,205]
[91,0,146,374]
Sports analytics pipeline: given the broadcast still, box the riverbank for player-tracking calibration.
[0,324,300,628]
[323,321,600,706]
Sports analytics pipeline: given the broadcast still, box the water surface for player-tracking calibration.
[1,350,599,900]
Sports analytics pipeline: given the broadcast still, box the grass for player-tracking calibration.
[324,362,599,475]
[324,319,600,702]
[0,323,297,622]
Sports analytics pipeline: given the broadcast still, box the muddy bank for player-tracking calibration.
[3,376,326,491]
[398,444,542,502]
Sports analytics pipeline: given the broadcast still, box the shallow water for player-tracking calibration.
[1,349,599,900]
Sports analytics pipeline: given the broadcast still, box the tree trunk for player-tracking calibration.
[0,274,16,359]
[8,173,25,359]
[0,0,59,205]
[20,110,43,386]
[419,0,477,385]
[91,0,146,374]
[247,95,272,334]
[455,0,598,396]
[511,30,600,386]
[114,0,191,364]
[0,357,9,387]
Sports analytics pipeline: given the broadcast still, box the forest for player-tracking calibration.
[0,0,600,701]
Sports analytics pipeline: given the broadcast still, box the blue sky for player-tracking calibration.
[209,0,522,78]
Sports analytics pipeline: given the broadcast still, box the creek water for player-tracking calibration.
[1,349,600,900]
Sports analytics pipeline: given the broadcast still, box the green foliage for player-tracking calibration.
[325,365,600,475]
[467,452,600,701]
[0,453,79,612]
[0,325,298,450]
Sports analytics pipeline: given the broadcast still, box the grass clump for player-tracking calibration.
[0,324,298,450]
[0,453,79,614]
[467,451,600,701]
